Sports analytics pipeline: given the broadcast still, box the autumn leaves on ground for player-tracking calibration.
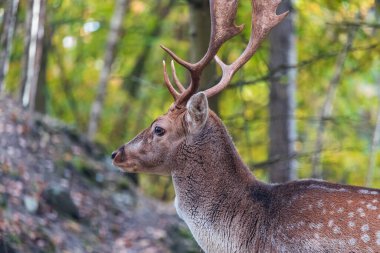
[0,97,200,253]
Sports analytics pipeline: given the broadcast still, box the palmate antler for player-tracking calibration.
[162,0,288,108]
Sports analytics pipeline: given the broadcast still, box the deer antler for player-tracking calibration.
[162,0,288,107]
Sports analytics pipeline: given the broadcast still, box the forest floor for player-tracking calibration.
[0,96,201,253]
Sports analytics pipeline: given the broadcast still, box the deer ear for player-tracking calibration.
[185,92,209,133]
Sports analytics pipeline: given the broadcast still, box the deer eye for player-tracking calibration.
[154,126,166,136]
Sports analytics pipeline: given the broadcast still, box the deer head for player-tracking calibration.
[112,0,287,175]
[111,92,209,176]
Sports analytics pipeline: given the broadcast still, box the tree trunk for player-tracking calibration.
[366,0,380,186]
[268,0,297,183]
[311,27,357,179]
[19,0,33,103]
[35,21,53,114]
[187,0,218,113]
[20,0,46,114]
[0,0,20,93]
[87,0,129,140]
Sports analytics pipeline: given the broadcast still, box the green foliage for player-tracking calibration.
[3,0,380,200]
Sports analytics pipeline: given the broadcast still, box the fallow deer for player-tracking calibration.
[112,0,380,252]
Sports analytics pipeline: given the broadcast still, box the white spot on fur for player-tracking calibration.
[357,208,366,217]
[317,200,324,208]
[348,238,357,246]
[309,223,323,230]
[373,199,379,203]
[348,212,354,218]
[337,207,344,213]
[314,233,320,239]
[328,220,334,227]
[376,231,380,245]
[366,203,378,210]
[361,234,370,243]
[370,191,379,195]
[296,221,305,228]
[348,221,355,228]
[347,200,353,204]
[361,224,369,232]
[333,226,341,234]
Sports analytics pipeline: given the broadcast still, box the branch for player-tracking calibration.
[227,43,379,89]
[327,21,380,29]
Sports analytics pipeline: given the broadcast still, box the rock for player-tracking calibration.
[23,195,38,213]
[0,239,16,253]
[42,185,80,220]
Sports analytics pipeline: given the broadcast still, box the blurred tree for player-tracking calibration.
[366,0,380,186]
[268,0,297,183]
[19,0,46,114]
[0,0,20,93]
[34,6,56,114]
[311,25,358,179]
[87,0,130,140]
[187,0,218,113]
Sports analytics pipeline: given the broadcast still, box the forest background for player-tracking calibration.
[1,0,380,202]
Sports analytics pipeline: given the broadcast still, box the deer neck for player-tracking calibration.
[171,112,264,251]
[172,112,255,192]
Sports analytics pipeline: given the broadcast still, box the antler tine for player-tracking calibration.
[205,0,288,98]
[161,45,195,71]
[162,60,180,100]
[161,0,244,106]
[170,60,185,92]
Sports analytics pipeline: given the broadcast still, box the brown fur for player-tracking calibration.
[113,105,380,252]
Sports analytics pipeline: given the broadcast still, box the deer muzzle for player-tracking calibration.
[111,146,126,165]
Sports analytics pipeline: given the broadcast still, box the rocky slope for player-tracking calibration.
[0,96,200,253]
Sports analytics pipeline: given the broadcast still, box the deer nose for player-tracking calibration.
[112,146,125,160]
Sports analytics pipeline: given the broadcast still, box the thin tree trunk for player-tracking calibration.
[20,0,46,114]
[311,27,357,179]
[367,86,380,186]
[366,0,380,186]
[19,0,33,103]
[268,0,297,183]
[87,0,129,140]
[187,0,218,113]
[35,20,53,114]
[0,0,20,93]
